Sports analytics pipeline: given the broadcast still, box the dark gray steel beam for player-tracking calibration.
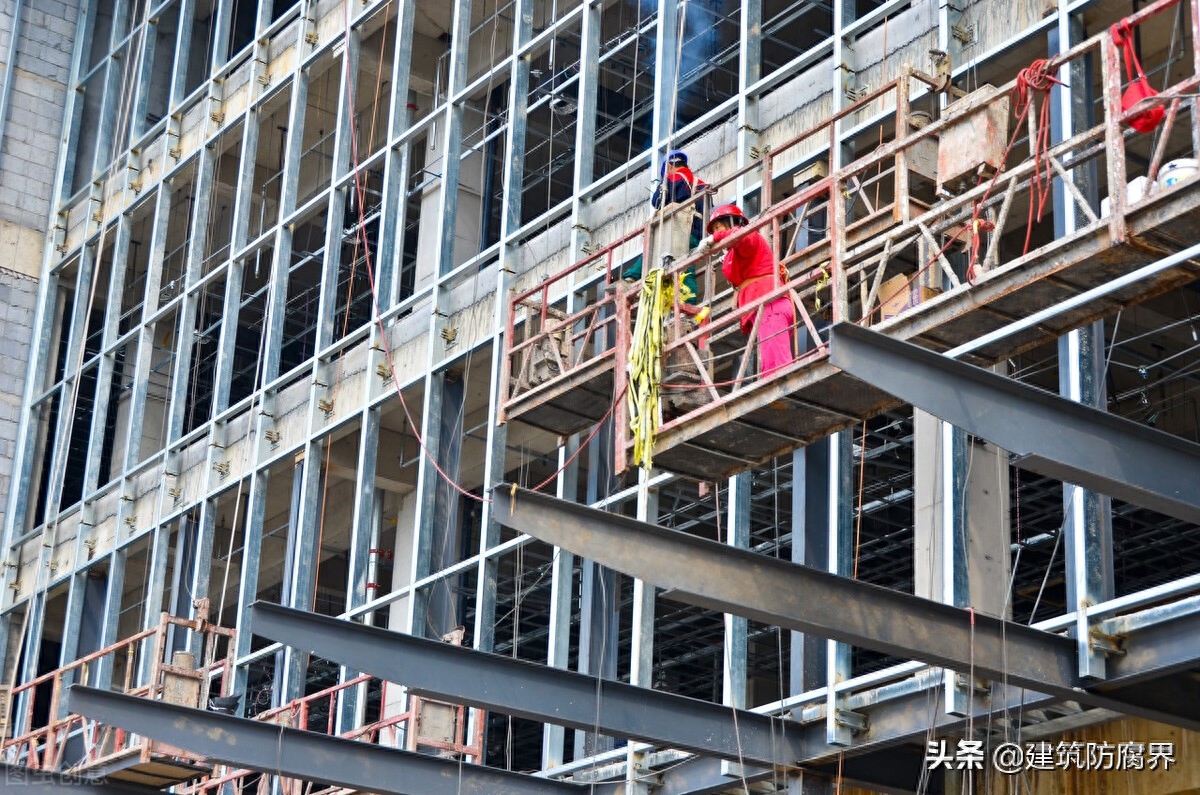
[66,686,583,795]
[828,322,1200,525]
[494,485,1074,692]
[0,765,165,795]
[588,682,1063,795]
[490,485,1200,733]
[249,601,808,767]
[623,604,1200,795]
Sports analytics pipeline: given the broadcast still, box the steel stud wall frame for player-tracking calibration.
[5,0,1200,794]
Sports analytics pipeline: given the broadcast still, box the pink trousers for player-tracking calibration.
[756,296,795,375]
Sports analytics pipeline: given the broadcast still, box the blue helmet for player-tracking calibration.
[666,150,688,167]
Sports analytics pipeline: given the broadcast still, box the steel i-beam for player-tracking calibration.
[828,322,1200,525]
[66,686,584,795]
[490,484,1200,732]
[249,601,809,768]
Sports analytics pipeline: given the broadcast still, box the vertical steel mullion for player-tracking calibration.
[13,592,47,734]
[432,0,473,279]
[474,0,533,659]
[208,0,233,76]
[541,0,598,766]
[347,413,381,611]
[55,570,89,715]
[372,0,416,308]
[211,93,263,414]
[168,0,197,111]
[938,420,971,715]
[336,408,380,732]
[83,216,133,494]
[92,547,127,690]
[86,0,131,185]
[1051,12,1113,682]
[736,0,762,201]
[231,468,268,704]
[281,441,325,701]
[789,444,823,695]
[186,501,217,659]
[128,10,159,142]
[561,0,599,394]
[409,0,473,641]
[261,70,310,385]
[629,473,659,689]
[626,470,659,794]
[313,29,359,357]
[540,440,579,768]
[91,23,133,191]
[41,246,98,525]
[574,439,619,759]
[650,0,679,156]
[54,0,96,200]
[165,150,216,443]
[58,565,106,707]
[1,273,64,552]
[122,186,172,471]
[1061,324,1113,679]
[723,473,750,710]
[406,373,445,637]
[544,0,597,751]
[824,431,854,746]
[138,522,171,685]
[829,0,854,322]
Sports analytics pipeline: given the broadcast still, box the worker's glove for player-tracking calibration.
[695,235,715,255]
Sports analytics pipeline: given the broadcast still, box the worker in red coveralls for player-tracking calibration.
[698,203,795,375]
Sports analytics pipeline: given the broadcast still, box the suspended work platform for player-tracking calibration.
[501,0,1200,480]
[0,603,233,789]
[2,603,482,794]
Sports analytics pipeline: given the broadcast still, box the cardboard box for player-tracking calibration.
[878,273,939,320]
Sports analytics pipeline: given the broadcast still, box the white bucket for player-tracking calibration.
[1159,158,1199,189]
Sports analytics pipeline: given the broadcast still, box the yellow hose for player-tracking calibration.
[627,268,671,470]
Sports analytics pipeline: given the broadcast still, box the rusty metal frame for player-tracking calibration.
[501,0,1200,476]
[248,601,810,768]
[67,686,586,795]
[0,764,165,795]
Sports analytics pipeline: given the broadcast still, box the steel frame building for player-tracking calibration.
[3,0,1200,792]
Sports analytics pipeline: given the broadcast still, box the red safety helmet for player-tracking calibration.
[707,203,748,233]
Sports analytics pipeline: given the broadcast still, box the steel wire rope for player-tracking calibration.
[6,0,155,704]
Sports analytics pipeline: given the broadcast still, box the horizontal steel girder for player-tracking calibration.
[491,485,1200,733]
[250,601,809,767]
[66,686,584,795]
[495,485,1075,692]
[828,322,1200,525]
[0,765,165,795]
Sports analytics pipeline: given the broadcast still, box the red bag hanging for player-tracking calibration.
[1112,20,1165,133]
